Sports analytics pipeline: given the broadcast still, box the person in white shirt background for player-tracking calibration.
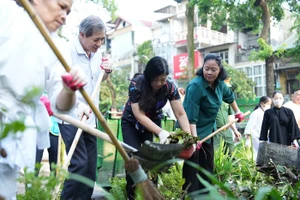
[57,15,113,200]
[244,96,272,161]
[0,0,87,199]
[284,90,300,129]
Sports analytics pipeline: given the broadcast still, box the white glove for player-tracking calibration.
[77,102,90,119]
[293,139,299,148]
[245,138,251,147]
[101,57,113,73]
[158,130,170,144]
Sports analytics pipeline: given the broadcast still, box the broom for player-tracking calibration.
[19,1,164,199]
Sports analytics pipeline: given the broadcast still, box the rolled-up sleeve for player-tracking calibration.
[183,83,202,124]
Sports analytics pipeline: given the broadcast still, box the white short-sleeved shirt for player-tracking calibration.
[57,38,104,127]
[284,101,300,126]
[0,1,72,168]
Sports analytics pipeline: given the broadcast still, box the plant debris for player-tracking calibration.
[167,129,199,149]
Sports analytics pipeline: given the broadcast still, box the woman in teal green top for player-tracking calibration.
[182,53,245,196]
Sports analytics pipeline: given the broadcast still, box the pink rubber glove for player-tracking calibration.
[40,96,53,116]
[196,141,202,150]
[235,112,245,123]
[62,68,87,91]
[100,57,113,74]
[179,144,196,160]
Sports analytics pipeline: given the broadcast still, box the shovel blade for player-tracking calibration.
[132,140,184,171]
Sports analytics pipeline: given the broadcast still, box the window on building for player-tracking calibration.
[253,65,262,75]
[211,49,229,63]
[236,64,266,97]
[245,67,252,76]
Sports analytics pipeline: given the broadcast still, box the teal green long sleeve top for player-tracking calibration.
[183,76,235,142]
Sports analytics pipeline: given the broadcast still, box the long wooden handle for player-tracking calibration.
[200,111,251,143]
[19,0,130,161]
[54,113,137,152]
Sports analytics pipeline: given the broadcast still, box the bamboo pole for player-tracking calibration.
[53,113,137,153]
[199,111,250,144]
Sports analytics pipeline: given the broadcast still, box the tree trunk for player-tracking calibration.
[185,2,195,81]
[106,76,117,108]
[265,55,275,97]
[254,0,270,41]
[254,0,274,96]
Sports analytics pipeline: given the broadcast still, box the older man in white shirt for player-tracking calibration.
[284,90,300,129]
[0,0,87,199]
[58,15,112,200]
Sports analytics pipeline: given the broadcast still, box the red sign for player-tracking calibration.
[173,51,200,79]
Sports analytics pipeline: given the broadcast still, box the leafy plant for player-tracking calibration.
[109,176,127,200]
[157,162,186,199]
[0,117,26,139]
[17,165,68,200]
[168,129,199,148]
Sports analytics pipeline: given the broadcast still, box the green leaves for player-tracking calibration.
[136,40,154,68]
[109,177,127,200]
[223,62,256,100]
[0,118,26,140]
[249,38,273,60]
[90,0,118,21]
[168,129,199,148]
[100,68,130,112]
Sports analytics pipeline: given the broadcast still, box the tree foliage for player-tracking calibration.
[191,0,300,96]
[100,68,130,113]
[90,0,118,21]
[136,40,154,72]
[285,5,300,62]
[196,0,291,34]
[223,63,256,100]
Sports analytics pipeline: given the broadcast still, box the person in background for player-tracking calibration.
[283,90,300,129]
[182,53,245,196]
[213,77,241,153]
[121,56,191,199]
[57,15,112,200]
[260,91,300,147]
[244,96,272,160]
[0,0,87,199]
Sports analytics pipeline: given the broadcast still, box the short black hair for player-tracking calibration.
[196,53,228,81]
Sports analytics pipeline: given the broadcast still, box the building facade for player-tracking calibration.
[107,2,299,97]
